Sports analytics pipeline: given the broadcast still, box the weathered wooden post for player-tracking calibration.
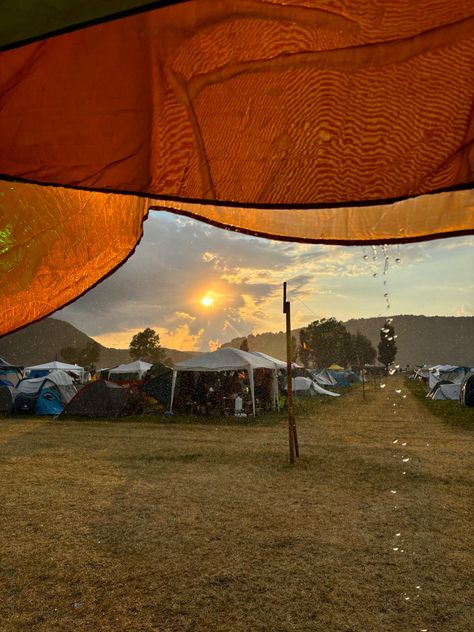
[283,282,298,463]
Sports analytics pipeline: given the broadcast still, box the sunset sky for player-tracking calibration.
[56,212,474,352]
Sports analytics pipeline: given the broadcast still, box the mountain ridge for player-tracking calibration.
[0,315,472,368]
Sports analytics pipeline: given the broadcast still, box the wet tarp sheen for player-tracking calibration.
[1,1,473,335]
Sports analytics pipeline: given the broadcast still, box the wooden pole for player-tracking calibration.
[283,282,298,463]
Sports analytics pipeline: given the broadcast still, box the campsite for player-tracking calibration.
[0,375,472,631]
[1,1,474,631]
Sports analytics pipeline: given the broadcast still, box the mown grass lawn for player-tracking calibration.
[0,375,472,631]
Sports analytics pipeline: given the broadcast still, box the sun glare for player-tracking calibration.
[201,295,214,307]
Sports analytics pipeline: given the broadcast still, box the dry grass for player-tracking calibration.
[0,376,472,631]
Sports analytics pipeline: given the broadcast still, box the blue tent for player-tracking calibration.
[14,371,77,416]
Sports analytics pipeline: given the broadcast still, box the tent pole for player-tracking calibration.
[248,369,256,417]
[169,370,177,413]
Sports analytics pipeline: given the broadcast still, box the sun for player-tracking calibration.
[201,295,214,307]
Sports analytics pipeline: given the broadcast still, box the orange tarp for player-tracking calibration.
[1,0,474,335]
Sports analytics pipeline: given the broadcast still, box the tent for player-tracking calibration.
[61,380,142,418]
[0,357,22,387]
[310,369,338,387]
[14,370,77,415]
[290,377,340,398]
[328,364,345,371]
[108,360,152,382]
[1,1,473,338]
[427,365,472,390]
[25,361,86,382]
[170,348,278,416]
[328,371,351,388]
[427,382,462,401]
[141,364,174,409]
[460,371,474,407]
[0,385,15,414]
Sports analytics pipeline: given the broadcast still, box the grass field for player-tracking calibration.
[0,375,472,631]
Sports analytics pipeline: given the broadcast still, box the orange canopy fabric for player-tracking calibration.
[1,0,474,335]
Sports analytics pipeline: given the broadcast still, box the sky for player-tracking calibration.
[55,212,474,352]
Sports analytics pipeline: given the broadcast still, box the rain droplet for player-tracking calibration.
[384,293,389,297]
[390,490,397,494]
[393,403,396,406]
[405,596,410,601]
[392,439,398,444]
[389,368,396,375]
[380,383,386,388]
[416,585,421,590]
[395,257,401,264]
[402,458,410,462]
[402,471,406,475]
[402,395,407,399]
[402,442,407,446]
[363,254,369,260]
[395,389,402,394]
[393,547,399,551]
[373,272,377,277]
[396,533,401,537]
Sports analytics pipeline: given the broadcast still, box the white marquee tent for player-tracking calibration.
[25,360,86,382]
[170,348,278,416]
[108,360,152,381]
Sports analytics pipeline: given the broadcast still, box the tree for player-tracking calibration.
[60,340,101,371]
[239,338,250,352]
[351,331,377,366]
[299,318,351,367]
[378,322,398,370]
[129,328,166,364]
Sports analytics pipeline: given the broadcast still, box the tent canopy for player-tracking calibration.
[108,360,152,379]
[1,0,473,336]
[174,348,277,372]
[25,361,84,373]
[171,347,278,416]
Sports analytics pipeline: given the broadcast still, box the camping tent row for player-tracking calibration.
[25,361,87,382]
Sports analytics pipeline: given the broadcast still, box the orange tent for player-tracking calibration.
[1,1,473,335]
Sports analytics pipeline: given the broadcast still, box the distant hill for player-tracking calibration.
[222,316,474,367]
[0,318,197,368]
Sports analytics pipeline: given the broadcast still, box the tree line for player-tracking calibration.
[60,320,397,372]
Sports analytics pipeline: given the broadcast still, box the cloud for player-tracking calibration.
[56,213,474,350]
